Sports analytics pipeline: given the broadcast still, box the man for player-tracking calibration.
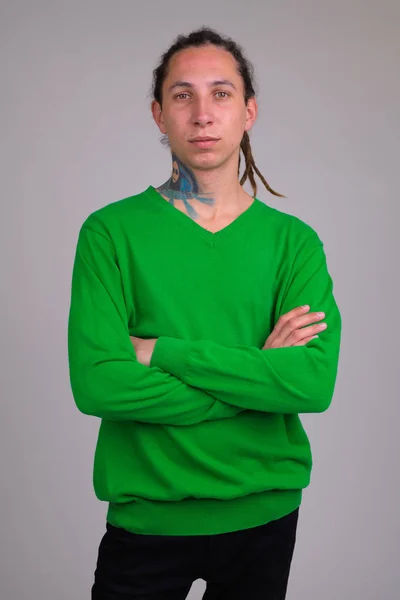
[68,26,341,599]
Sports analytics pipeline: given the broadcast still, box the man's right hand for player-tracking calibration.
[263,305,328,349]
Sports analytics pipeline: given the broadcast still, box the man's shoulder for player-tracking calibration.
[257,199,322,245]
[80,186,152,233]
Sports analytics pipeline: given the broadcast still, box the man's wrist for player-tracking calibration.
[148,338,158,366]
[150,336,190,378]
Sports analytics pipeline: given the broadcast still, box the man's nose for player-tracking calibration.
[191,98,214,126]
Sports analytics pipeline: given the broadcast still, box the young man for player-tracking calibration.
[68,27,341,600]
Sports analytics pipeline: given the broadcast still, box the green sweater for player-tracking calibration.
[67,185,342,536]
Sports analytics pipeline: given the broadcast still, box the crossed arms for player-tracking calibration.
[67,221,342,425]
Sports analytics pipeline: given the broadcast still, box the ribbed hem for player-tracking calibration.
[106,489,302,536]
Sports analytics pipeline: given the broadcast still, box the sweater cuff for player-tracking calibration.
[150,336,190,379]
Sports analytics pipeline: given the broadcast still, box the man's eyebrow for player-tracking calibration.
[167,80,237,92]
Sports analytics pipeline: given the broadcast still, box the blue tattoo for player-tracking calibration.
[156,152,215,219]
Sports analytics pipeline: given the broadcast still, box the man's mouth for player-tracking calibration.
[190,136,219,142]
[189,137,220,148]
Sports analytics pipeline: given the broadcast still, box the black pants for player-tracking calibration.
[91,507,299,600]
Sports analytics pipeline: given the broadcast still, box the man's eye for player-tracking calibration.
[175,92,230,100]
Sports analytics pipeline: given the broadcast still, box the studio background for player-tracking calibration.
[1,1,398,598]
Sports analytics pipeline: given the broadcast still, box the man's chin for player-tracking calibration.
[187,152,222,169]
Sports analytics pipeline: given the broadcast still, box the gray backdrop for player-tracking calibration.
[1,1,399,598]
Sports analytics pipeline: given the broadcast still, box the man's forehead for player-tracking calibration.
[164,48,242,93]
[169,46,237,72]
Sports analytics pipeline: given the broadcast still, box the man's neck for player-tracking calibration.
[156,151,251,221]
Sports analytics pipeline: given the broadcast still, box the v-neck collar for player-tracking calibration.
[145,185,261,246]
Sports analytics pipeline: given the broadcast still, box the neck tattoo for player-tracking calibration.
[156,152,216,220]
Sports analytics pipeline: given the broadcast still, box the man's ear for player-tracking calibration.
[151,100,167,134]
[244,96,258,133]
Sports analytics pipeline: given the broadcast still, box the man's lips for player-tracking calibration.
[190,137,220,142]
[189,137,220,148]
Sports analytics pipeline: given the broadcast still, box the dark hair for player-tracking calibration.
[150,26,285,199]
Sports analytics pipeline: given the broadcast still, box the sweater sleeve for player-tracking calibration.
[67,222,243,425]
[150,237,342,414]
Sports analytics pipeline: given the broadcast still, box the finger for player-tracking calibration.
[274,305,310,334]
[292,334,319,347]
[280,312,325,342]
[290,311,325,330]
[287,323,327,345]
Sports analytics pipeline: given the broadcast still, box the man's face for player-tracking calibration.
[153,45,257,172]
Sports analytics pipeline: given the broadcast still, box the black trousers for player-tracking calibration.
[91,507,299,600]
